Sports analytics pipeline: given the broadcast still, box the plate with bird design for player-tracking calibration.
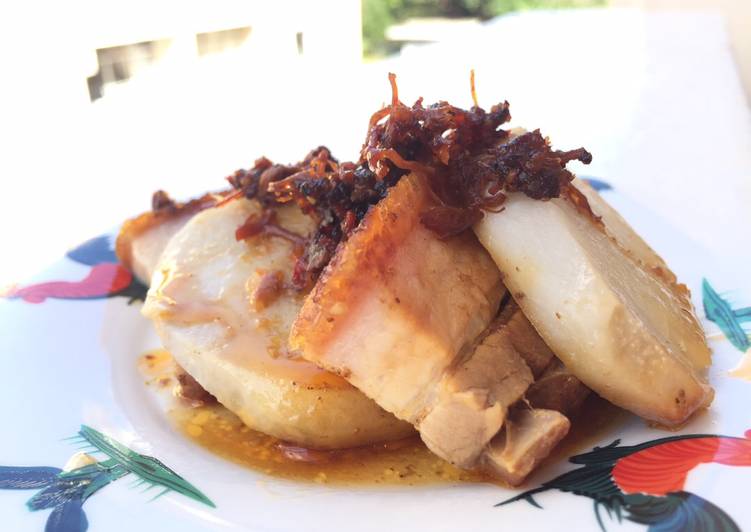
[1,179,750,532]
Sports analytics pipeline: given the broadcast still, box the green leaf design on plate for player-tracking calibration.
[77,425,215,508]
[702,278,751,352]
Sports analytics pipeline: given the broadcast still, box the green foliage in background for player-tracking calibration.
[363,0,606,56]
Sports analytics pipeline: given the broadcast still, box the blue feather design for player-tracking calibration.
[626,491,740,532]
[581,177,613,191]
[66,235,117,266]
[0,467,62,489]
[44,498,88,532]
[27,480,88,511]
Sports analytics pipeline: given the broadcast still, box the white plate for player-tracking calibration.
[2,180,750,532]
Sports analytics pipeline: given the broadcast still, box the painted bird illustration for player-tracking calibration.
[3,235,147,304]
[0,425,213,532]
[703,278,751,352]
[580,176,613,192]
[497,430,751,532]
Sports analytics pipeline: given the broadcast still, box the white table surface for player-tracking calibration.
[1,8,749,285]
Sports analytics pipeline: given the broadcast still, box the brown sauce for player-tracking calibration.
[139,350,631,487]
[138,348,177,389]
[545,394,632,465]
[172,405,490,486]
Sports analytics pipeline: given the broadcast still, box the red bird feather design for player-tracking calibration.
[612,430,751,496]
[5,263,133,303]
[498,429,751,531]
[2,235,146,304]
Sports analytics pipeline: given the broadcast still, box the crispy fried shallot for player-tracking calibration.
[153,73,591,289]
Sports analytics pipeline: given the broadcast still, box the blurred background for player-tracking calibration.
[0,0,749,286]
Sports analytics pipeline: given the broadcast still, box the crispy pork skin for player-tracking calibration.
[474,186,713,426]
[290,173,527,467]
[142,198,414,448]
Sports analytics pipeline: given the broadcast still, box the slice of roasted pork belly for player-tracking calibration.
[290,172,577,479]
[418,315,534,468]
[497,300,590,415]
[474,181,713,426]
[526,359,591,416]
[290,172,514,465]
[483,408,570,485]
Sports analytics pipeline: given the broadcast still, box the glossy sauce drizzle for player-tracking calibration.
[140,350,630,487]
[172,405,490,486]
